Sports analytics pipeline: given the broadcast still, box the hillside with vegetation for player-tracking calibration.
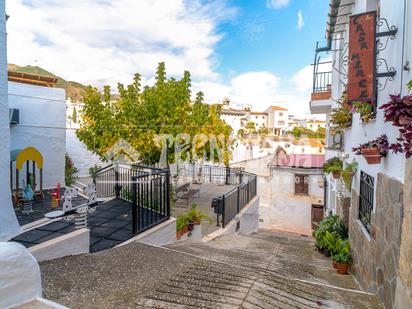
[8,64,87,101]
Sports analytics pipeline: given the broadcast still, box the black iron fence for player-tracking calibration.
[132,168,170,234]
[359,171,374,232]
[171,163,257,228]
[313,71,332,93]
[93,164,170,235]
[221,175,257,227]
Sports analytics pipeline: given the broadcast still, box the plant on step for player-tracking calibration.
[176,215,188,232]
[352,101,375,123]
[352,134,389,164]
[65,153,79,187]
[329,92,352,132]
[379,93,412,158]
[186,203,212,225]
[322,157,343,179]
[341,160,358,191]
[314,215,339,250]
[331,240,352,275]
[314,215,348,251]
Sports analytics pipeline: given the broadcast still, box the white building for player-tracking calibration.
[231,148,324,236]
[8,73,66,190]
[264,106,289,135]
[310,1,412,308]
[221,104,292,136]
[0,2,20,241]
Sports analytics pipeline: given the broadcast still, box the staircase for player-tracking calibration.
[41,230,383,308]
[137,231,382,308]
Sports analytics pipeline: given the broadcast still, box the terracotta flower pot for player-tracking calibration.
[182,225,188,235]
[332,261,338,269]
[176,230,181,240]
[332,171,341,179]
[336,262,349,275]
[361,148,382,164]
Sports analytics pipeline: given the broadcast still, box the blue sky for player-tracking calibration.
[6,0,329,115]
[216,0,328,82]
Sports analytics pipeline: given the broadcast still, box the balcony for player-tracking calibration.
[310,67,333,114]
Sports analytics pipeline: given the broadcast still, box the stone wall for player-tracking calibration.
[349,173,404,309]
[395,160,412,308]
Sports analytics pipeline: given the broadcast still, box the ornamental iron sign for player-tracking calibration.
[347,11,377,104]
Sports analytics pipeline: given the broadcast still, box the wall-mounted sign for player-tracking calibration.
[347,11,377,103]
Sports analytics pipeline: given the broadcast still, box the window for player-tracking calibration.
[279,112,283,116]
[295,175,309,195]
[278,121,285,126]
[359,171,374,232]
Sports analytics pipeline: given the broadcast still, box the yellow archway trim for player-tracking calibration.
[16,147,43,170]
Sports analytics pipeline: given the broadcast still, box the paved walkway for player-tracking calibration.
[173,183,235,236]
[40,230,382,308]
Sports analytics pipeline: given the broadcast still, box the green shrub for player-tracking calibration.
[341,160,358,191]
[65,154,78,187]
[322,157,343,174]
[314,215,348,249]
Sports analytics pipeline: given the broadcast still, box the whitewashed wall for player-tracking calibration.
[0,0,20,241]
[325,0,411,215]
[231,156,324,235]
[8,82,66,189]
[259,171,324,235]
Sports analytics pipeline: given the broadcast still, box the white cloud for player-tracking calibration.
[292,65,313,93]
[6,0,236,88]
[266,0,290,9]
[297,10,304,30]
[193,70,312,115]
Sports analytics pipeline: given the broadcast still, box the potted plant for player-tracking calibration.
[341,160,358,191]
[314,215,339,256]
[330,92,352,132]
[352,135,389,164]
[322,157,343,179]
[186,204,212,231]
[352,101,375,123]
[332,251,352,275]
[379,93,412,158]
[176,215,188,240]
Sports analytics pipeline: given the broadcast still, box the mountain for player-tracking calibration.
[8,64,88,101]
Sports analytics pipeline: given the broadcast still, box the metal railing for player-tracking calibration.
[132,168,170,235]
[359,171,374,232]
[221,176,257,227]
[93,164,170,235]
[313,71,332,93]
[171,163,257,228]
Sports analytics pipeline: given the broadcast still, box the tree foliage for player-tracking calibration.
[285,126,325,138]
[77,62,233,165]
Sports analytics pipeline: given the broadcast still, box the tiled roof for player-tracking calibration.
[271,154,325,169]
[270,105,288,111]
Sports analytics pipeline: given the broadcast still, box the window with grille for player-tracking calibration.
[295,174,309,195]
[359,171,374,232]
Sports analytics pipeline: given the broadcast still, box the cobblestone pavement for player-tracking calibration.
[41,230,383,308]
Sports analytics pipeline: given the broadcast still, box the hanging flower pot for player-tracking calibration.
[361,148,382,164]
[332,171,341,179]
[353,135,388,164]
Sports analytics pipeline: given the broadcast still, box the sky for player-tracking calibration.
[6,0,330,116]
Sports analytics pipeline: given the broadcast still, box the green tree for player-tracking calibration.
[77,62,233,166]
[245,121,256,134]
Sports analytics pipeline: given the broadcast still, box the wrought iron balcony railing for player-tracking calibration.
[313,71,332,93]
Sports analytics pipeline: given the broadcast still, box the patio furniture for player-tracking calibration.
[175,182,200,207]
